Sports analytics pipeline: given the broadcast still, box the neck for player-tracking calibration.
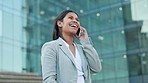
[62,33,74,45]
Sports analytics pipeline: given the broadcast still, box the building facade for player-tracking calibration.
[0,0,148,83]
[0,0,27,72]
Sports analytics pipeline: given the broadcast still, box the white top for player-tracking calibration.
[61,39,85,83]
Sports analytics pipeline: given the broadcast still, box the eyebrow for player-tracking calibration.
[68,15,79,20]
[68,15,78,18]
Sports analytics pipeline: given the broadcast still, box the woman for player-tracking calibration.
[41,10,102,83]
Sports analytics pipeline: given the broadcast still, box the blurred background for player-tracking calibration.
[0,0,148,83]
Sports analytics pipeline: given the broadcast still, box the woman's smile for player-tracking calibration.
[69,22,79,30]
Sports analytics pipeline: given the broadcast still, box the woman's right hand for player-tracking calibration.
[76,26,89,41]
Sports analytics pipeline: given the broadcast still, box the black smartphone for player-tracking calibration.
[76,28,81,37]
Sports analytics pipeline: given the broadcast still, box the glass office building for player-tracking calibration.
[0,0,148,83]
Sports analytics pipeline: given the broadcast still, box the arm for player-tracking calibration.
[80,37,102,73]
[76,26,102,73]
[41,42,57,83]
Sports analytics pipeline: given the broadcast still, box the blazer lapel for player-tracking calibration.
[57,38,76,67]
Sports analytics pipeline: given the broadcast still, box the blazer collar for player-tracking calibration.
[56,37,85,71]
[57,37,76,67]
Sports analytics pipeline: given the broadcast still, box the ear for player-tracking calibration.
[57,20,63,28]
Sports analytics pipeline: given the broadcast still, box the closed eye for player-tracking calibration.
[68,16,73,19]
[68,16,79,22]
[76,18,79,22]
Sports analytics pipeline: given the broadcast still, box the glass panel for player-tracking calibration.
[117,77,129,83]
[104,79,116,83]
[113,31,126,51]
[3,11,13,38]
[0,40,2,70]
[13,0,22,11]
[131,0,148,20]
[103,57,116,79]
[13,15,22,41]
[140,53,148,75]
[2,43,13,71]
[128,54,142,76]
[101,33,113,54]
[13,46,22,72]
[3,0,13,8]
[0,10,2,36]
[115,55,129,77]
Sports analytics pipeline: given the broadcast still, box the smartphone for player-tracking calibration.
[76,28,82,37]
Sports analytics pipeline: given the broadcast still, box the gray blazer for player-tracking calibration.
[41,37,101,83]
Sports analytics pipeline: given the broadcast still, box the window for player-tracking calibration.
[0,10,2,36]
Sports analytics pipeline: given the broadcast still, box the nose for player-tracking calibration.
[73,20,78,24]
[72,18,78,22]
[73,19,79,25]
[71,18,80,27]
[71,19,76,23]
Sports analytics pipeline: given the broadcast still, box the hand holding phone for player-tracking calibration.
[76,26,88,41]
[76,28,82,37]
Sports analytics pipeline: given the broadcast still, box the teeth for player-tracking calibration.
[71,24,77,27]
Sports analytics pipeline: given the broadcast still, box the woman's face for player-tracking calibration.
[58,12,80,36]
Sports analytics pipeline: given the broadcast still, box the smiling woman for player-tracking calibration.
[52,10,80,40]
[41,10,102,83]
[57,12,80,40]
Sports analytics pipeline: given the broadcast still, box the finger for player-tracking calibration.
[79,26,84,30]
[79,26,85,32]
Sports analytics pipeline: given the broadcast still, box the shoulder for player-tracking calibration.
[42,40,57,47]
[41,40,58,51]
